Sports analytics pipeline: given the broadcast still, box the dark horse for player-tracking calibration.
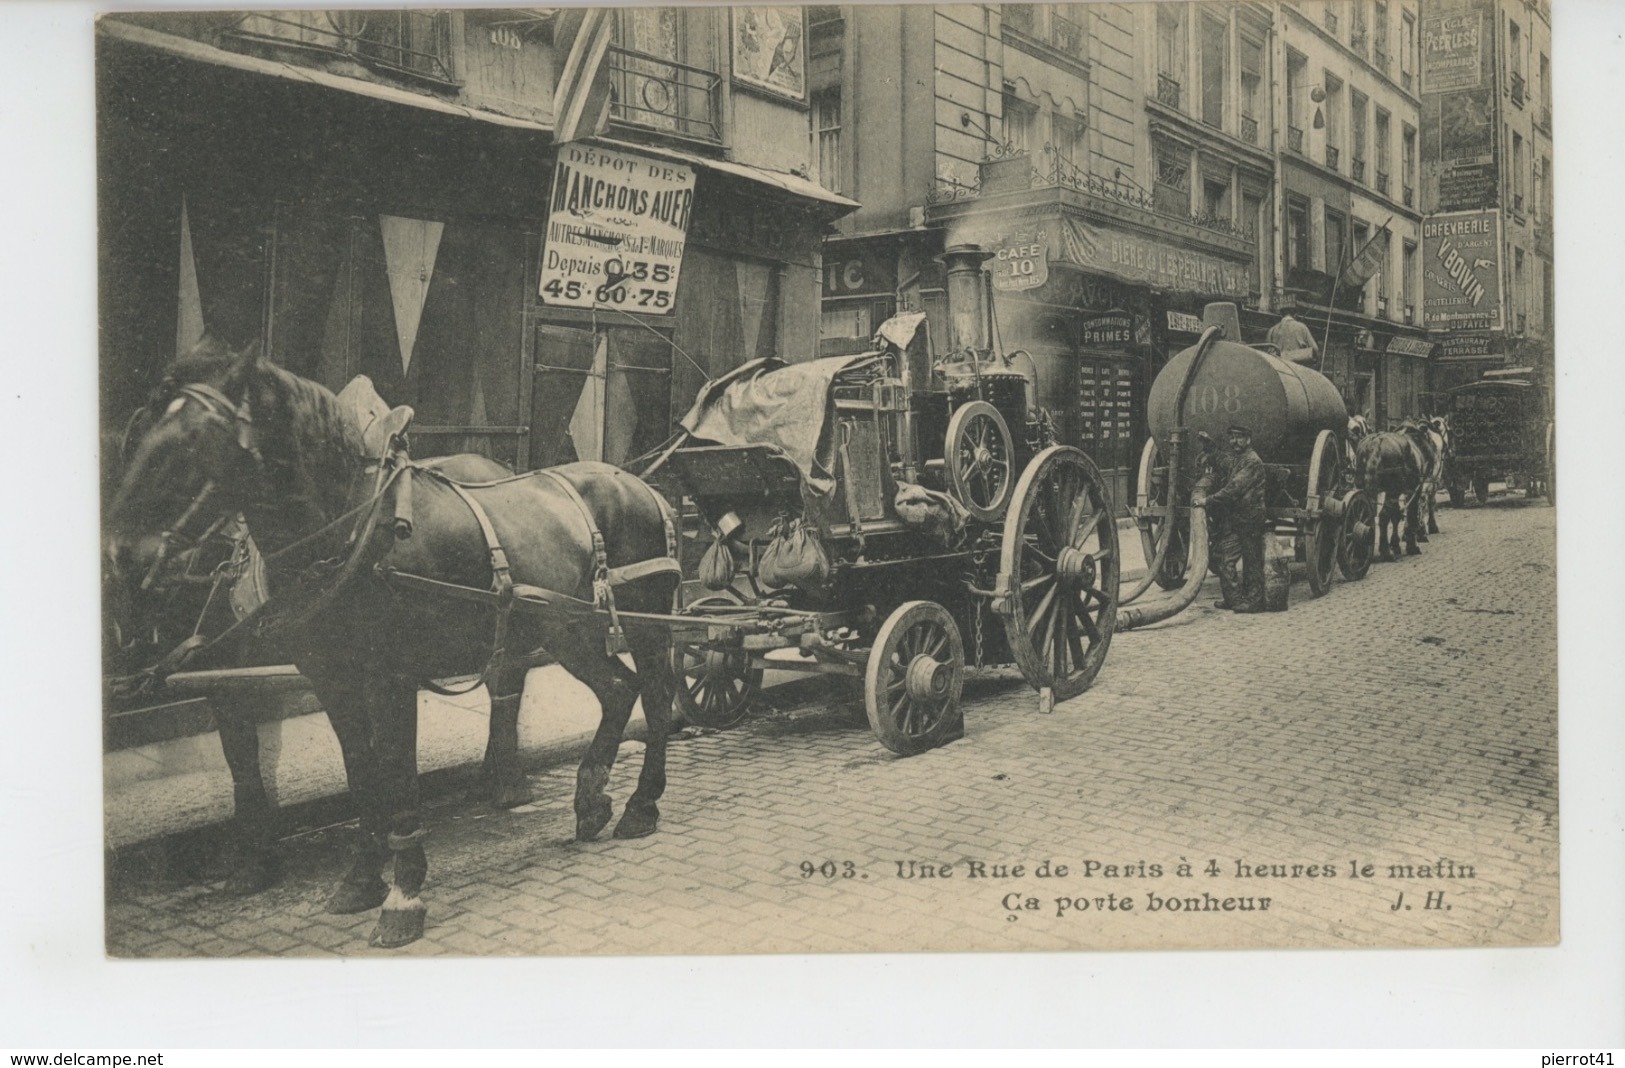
[107,342,679,947]
[1354,428,1426,561]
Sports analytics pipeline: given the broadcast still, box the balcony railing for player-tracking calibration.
[1326,144,1340,171]
[606,45,722,143]
[1374,49,1390,74]
[221,11,458,85]
[1157,73,1181,109]
[1376,170,1390,195]
[1240,114,1259,144]
[1403,184,1414,207]
[1288,125,1304,153]
[1352,157,1366,183]
[1510,72,1525,107]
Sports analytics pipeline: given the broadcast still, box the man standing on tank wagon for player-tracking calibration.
[1267,311,1319,365]
[1192,424,1268,613]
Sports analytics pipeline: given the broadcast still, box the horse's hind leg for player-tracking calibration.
[553,631,640,842]
[615,622,674,840]
[1405,497,1423,556]
[212,693,278,895]
[474,663,535,809]
[305,672,392,916]
[369,675,429,949]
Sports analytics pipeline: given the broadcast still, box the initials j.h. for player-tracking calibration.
[1390,890,1449,911]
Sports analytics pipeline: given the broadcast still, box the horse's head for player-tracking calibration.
[1347,414,1371,444]
[106,340,268,589]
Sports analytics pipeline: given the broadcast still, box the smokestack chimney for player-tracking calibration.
[938,244,996,352]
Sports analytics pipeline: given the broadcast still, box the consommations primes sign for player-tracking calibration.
[540,145,697,314]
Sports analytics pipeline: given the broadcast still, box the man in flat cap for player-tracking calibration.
[1191,424,1268,613]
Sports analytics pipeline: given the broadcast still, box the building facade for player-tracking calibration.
[812,1,1454,510]
[1416,0,1553,394]
[99,9,855,481]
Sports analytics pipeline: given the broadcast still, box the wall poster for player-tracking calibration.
[731,7,807,101]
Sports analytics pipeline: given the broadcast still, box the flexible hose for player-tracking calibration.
[1119,325,1223,608]
[1114,502,1210,631]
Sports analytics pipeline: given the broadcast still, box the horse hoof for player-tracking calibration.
[326,875,390,915]
[369,906,426,949]
[575,801,613,842]
[1406,547,1422,556]
[489,778,535,810]
[613,806,659,840]
[223,853,279,897]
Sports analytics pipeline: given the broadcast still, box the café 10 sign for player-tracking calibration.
[539,144,697,315]
[992,228,1049,292]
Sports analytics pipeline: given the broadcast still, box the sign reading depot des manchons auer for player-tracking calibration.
[540,144,698,315]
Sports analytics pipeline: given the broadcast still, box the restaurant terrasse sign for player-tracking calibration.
[1060,217,1251,300]
[540,145,696,315]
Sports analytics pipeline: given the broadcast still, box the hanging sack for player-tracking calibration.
[758,516,830,590]
[698,538,736,591]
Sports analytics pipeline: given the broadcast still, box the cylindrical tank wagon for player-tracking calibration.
[1133,304,1375,599]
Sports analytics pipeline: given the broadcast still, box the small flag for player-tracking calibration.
[553,8,615,144]
[1341,215,1393,291]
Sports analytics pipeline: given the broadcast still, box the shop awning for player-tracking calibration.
[98,18,859,214]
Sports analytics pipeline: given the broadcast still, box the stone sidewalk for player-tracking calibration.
[106,495,1559,957]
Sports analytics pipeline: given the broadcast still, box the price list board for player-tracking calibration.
[1074,360,1137,471]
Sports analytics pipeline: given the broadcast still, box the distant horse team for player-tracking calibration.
[1347,414,1450,561]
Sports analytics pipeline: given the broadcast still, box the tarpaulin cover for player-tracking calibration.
[677,353,881,496]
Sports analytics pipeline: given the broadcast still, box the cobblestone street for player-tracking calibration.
[105,496,1559,958]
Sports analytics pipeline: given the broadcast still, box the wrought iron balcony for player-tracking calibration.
[1403,184,1414,207]
[1376,170,1390,195]
[1352,157,1366,183]
[1288,125,1304,153]
[1510,72,1525,107]
[606,45,722,143]
[1326,144,1340,171]
[1240,114,1259,145]
[221,10,457,85]
[1157,73,1181,109]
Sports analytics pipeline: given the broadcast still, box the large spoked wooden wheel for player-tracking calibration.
[671,591,763,729]
[996,445,1119,706]
[1304,430,1342,597]
[1337,490,1375,581]
[864,601,965,756]
[1134,436,1191,591]
[945,401,1015,522]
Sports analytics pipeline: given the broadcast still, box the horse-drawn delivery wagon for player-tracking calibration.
[1131,304,1374,600]
[646,297,1121,756]
[1442,367,1556,507]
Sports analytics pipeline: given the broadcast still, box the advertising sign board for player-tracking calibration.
[991,228,1049,292]
[540,144,696,315]
[1420,0,1498,213]
[1422,210,1504,332]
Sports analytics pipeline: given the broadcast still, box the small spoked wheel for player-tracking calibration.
[671,592,763,729]
[864,601,965,756]
[996,445,1119,705]
[945,401,1015,522]
[1304,430,1342,597]
[1134,436,1190,591]
[1337,490,1375,581]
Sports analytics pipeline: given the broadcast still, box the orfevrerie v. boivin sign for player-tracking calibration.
[1421,208,1504,332]
[540,144,697,315]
